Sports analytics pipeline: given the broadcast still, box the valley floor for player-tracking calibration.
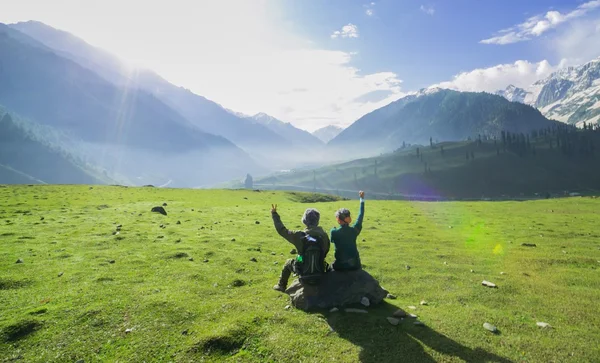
[1,185,599,362]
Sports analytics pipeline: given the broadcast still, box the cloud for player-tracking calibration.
[551,15,600,65]
[420,5,435,16]
[365,2,375,16]
[481,0,600,44]
[331,23,359,39]
[432,59,562,92]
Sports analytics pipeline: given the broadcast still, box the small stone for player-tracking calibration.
[109,260,115,264]
[273,262,278,265]
[231,238,236,242]
[40,216,44,221]
[483,323,498,333]
[393,309,407,318]
[405,265,411,270]
[181,329,189,335]
[175,239,181,243]
[360,297,370,307]
[562,250,567,254]
[449,226,453,229]
[112,231,118,235]
[470,269,475,273]
[408,313,418,318]
[125,328,133,334]
[58,272,64,277]
[386,294,397,300]
[420,300,428,305]
[255,221,260,224]
[16,258,24,264]
[362,239,366,242]
[203,259,209,263]
[500,272,506,275]
[290,249,297,255]
[162,203,167,206]
[344,308,368,314]
[386,317,400,326]
[407,306,417,310]
[329,307,339,313]
[188,257,194,261]
[285,305,291,310]
[414,321,425,326]
[250,257,257,262]
[443,261,448,265]
[521,243,536,247]
[536,322,552,328]
[176,221,181,225]
[482,280,497,288]
[214,222,218,225]
[271,252,276,255]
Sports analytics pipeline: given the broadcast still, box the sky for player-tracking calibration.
[1,0,600,131]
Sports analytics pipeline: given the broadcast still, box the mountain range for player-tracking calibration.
[495,57,600,127]
[312,125,344,143]
[328,88,560,157]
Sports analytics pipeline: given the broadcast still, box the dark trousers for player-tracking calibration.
[277,258,298,287]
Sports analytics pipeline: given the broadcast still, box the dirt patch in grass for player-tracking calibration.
[0,278,29,290]
[189,328,249,356]
[286,192,345,203]
[170,252,189,259]
[2,320,42,342]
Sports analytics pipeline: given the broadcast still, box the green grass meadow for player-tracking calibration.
[1,185,599,362]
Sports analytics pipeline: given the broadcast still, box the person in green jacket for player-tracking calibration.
[330,191,365,271]
[271,204,331,291]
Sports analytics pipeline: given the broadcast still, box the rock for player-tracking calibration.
[162,203,168,207]
[151,206,167,216]
[405,265,411,270]
[414,321,425,326]
[386,294,397,299]
[386,317,400,326]
[109,260,116,264]
[203,259,209,263]
[160,224,165,229]
[125,328,133,334]
[483,323,498,333]
[175,239,181,243]
[393,309,407,318]
[344,308,368,313]
[255,221,260,224]
[250,258,258,262]
[360,297,370,307]
[58,272,64,277]
[536,322,552,328]
[16,258,23,264]
[408,313,417,318]
[482,280,497,288]
[112,231,119,235]
[500,272,506,275]
[290,249,297,255]
[521,243,536,247]
[231,238,236,242]
[40,216,44,221]
[407,306,417,310]
[470,269,475,273]
[443,261,448,265]
[271,252,276,255]
[286,269,389,311]
[329,307,339,313]
[188,257,194,261]
[176,221,181,225]
[420,300,428,305]
[181,329,189,335]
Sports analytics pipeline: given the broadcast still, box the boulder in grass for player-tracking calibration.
[284,269,389,311]
[151,206,167,216]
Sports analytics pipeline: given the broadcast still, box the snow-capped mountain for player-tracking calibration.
[248,113,324,147]
[312,125,344,143]
[496,57,600,127]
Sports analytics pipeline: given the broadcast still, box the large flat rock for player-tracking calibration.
[285,269,389,311]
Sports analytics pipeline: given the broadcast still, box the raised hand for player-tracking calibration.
[271,204,278,213]
[359,191,365,199]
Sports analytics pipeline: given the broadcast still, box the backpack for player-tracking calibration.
[297,233,326,285]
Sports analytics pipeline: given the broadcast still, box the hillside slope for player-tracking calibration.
[0,110,107,185]
[0,23,260,187]
[329,89,559,157]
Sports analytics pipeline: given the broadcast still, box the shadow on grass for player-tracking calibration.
[321,302,512,363]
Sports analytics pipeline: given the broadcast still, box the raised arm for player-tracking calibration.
[271,204,304,249]
[353,191,365,234]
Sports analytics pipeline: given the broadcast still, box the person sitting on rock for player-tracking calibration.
[330,191,365,271]
[271,204,331,292]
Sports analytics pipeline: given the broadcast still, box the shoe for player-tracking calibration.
[272,284,286,292]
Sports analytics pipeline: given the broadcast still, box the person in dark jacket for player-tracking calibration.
[330,191,365,271]
[271,204,331,291]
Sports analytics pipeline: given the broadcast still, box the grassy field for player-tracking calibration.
[1,185,599,362]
